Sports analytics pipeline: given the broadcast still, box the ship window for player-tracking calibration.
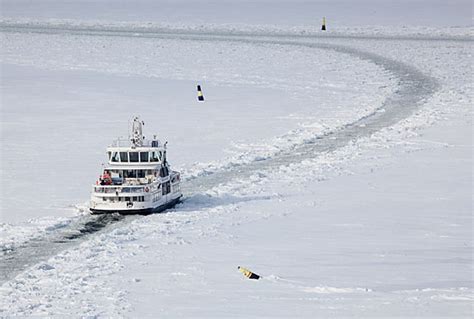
[123,170,136,178]
[129,152,139,162]
[159,166,169,177]
[150,151,160,162]
[111,152,120,162]
[140,152,149,162]
[137,170,145,178]
[120,152,128,162]
[107,152,111,160]
[162,181,171,195]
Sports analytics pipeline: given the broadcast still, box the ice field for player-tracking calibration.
[0,0,472,317]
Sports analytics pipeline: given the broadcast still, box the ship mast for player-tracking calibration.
[130,116,145,147]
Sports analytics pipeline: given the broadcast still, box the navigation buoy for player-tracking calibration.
[238,266,260,280]
[321,17,326,31]
[197,85,205,101]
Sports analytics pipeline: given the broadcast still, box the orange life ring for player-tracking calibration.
[144,187,150,192]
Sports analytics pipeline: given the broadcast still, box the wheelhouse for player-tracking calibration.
[107,148,164,164]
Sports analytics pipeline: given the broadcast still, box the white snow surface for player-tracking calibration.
[0,1,473,317]
[0,28,395,223]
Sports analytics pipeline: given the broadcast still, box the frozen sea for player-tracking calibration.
[0,0,472,317]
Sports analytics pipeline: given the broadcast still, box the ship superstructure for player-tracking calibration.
[90,117,182,214]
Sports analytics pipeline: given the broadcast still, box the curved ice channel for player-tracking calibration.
[0,26,438,284]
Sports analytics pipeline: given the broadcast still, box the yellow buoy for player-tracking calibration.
[238,266,260,280]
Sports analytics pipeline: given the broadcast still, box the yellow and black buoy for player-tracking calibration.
[197,84,205,101]
[238,266,260,280]
[321,17,326,31]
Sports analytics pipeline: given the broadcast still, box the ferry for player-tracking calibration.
[90,117,182,214]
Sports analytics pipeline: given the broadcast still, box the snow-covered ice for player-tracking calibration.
[0,0,472,317]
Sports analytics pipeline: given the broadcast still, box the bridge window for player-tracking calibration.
[111,152,120,162]
[140,152,149,162]
[120,152,128,162]
[150,151,160,162]
[129,152,139,162]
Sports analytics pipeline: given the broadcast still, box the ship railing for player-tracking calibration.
[110,138,161,148]
[93,185,147,194]
[110,138,130,147]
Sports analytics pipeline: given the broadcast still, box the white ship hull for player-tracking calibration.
[90,174,182,215]
[90,193,182,215]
